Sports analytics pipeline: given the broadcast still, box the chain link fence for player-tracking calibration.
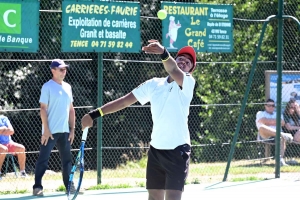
[0,0,300,193]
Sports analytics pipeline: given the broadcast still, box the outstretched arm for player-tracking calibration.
[81,92,137,130]
[102,92,137,114]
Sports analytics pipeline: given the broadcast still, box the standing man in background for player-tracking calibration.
[33,59,75,196]
[81,40,197,200]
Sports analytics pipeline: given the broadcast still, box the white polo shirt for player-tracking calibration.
[132,73,195,149]
[255,111,283,131]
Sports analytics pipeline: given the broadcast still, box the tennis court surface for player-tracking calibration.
[1,179,299,200]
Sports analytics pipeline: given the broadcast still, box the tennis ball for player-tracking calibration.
[157,10,167,20]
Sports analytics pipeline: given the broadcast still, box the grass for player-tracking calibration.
[1,158,300,194]
[53,158,300,191]
[15,159,299,182]
[56,185,66,192]
[119,157,147,169]
[87,183,132,190]
[56,183,133,191]
[185,178,201,184]
[136,181,146,187]
[231,176,265,182]
[0,189,27,195]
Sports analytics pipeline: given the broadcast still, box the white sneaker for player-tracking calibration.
[20,171,28,178]
[286,159,298,165]
[281,133,293,143]
[280,159,289,166]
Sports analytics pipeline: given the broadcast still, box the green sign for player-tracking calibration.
[0,0,40,52]
[62,1,140,52]
[161,2,233,53]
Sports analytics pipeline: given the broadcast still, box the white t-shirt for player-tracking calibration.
[255,111,283,130]
[132,74,195,149]
[255,111,283,140]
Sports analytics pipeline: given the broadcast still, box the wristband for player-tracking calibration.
[88,108,104,120]
[97,108,104,117]
[160,48,170,61]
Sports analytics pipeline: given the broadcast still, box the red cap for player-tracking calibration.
[176,46,197,72]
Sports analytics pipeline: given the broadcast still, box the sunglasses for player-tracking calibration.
[265,104,275,107]
[56,68,67,72]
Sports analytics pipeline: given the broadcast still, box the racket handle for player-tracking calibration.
[81,127,89,141]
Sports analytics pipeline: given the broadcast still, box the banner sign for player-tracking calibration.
[0,0,40,52]
[161,2,233,53]
[62,1,140,52]
[266,71,300,106]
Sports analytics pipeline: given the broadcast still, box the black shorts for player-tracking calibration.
[146,144,191,191]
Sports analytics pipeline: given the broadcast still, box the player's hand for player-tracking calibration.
[81,114,93,130]
[142,40,165,54]
[41,129,54,146]
[68,129,75,145]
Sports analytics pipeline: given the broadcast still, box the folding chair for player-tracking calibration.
[4,153,18,177]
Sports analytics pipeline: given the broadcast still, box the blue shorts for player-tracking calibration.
[146,144,191,191]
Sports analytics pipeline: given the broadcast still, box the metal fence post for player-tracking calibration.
[97,53,103,184]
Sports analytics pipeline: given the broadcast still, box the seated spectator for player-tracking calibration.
[282,98,300,142]
[0,114,27,178]
[256,98,293,166]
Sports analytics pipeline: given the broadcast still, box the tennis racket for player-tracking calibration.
[67,127,89,200]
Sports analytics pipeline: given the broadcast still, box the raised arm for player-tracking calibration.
[295,102,300,116]
[142,40,185,86]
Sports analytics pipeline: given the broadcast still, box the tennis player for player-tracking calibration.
[81,40,197,200]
